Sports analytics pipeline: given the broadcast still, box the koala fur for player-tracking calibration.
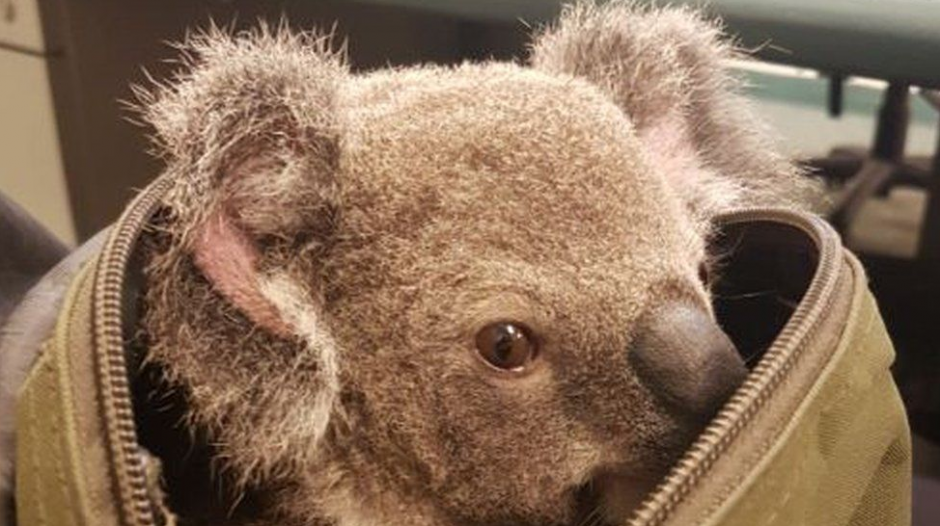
[134,2,812,525]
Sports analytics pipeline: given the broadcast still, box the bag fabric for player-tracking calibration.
[0,229,108,526]
[10,205,911,526]
[15,259,127,526]
[659,251,911,526]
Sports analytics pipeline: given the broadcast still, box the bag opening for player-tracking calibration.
[125,217,822,524]
[711,220,819,368]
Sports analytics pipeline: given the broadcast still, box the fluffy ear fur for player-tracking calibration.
[530,0,815,222]
[135,24,346,335]
[133,25,347,479]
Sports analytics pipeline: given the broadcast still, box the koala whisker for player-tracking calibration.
[223,485,247,519]
[575,505,606,526]
[711,289,778,301]
[742,347,770,367]
[575,509,597,526]
[713,289,800,311]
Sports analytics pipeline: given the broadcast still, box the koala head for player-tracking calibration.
[136,2,812,525]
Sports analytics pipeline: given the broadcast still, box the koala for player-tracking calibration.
[133,2,813,525]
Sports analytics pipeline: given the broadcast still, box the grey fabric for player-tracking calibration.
[0,229,108,526]
[0,192,69,329]
[914,475,940,526]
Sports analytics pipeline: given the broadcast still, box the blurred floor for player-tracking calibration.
[849,186,925,258]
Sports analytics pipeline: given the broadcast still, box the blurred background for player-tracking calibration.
[1,0,939,522]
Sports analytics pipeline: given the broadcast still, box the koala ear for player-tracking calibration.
[137,25,346,337]
[530,1,812,220]
[137,26,346,451]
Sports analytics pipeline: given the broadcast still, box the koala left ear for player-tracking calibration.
[136,25,345,449]
[530,1,813,220]
[136,24,345,337]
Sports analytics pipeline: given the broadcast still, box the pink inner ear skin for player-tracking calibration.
[193,210,291,337]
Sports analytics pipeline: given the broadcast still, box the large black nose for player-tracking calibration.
[629,302,747,422]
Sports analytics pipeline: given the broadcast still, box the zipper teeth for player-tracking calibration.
[627,209,842,526]
[93,176,174,526]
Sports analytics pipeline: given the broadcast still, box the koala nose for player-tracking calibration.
[629,302,746,423]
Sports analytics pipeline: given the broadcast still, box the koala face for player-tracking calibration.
[323,67,740,524]
[138,3,810,525]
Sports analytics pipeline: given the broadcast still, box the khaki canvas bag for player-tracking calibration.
[12,175,912,526]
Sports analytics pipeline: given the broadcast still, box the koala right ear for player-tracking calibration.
[136,25,346,337]
[530,1,815,222]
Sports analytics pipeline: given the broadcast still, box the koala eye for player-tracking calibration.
[474,322,538,371]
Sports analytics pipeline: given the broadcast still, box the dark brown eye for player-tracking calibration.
[474,322,537,371]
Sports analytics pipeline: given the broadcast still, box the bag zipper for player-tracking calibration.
[92,174,175,526]
[627,208,843,526]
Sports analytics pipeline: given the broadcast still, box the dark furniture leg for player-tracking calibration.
[829,82,910,234]
[829,159,894,233]
[917,124,940,260]
[873,83,910,162]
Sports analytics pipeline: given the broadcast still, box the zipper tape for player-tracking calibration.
[92,175,174,526]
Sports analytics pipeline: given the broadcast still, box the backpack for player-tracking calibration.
[9,175,911,526]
